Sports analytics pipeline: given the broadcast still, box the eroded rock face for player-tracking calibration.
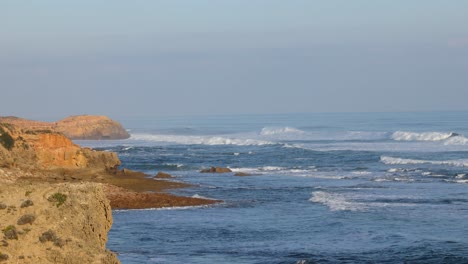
[0,123,120,174]
[0,115,130,140]
[0,182,120,264]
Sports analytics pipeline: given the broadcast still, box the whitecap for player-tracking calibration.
[130,134,275,146]
[309,191,366,211]
[192,194,218,200]
[260,126,305,136]
[380,156,468,167]
[391,131,456,141]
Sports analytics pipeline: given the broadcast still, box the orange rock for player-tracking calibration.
[0,115,130,140]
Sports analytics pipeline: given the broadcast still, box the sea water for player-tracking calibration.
[77,112,468,263]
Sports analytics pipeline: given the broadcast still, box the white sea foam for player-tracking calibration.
[309,191,366,211]
[130,134,275,146]
[444,136,468,145]
[163,163,184,168]
[260,127,304,136]
[391,131,455,141]
[192,194,217,200]
[455,180,468,184]
[114,204,215,212]
[352,171,372,175]
[391,131,468,145]
[380,156,468,167]
[259,166,285,171]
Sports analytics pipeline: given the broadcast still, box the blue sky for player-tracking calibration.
[1,1,468,119]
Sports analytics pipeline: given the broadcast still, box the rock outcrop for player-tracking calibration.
[0,123,120,173]
[200,167,232,173]
[0,115,130,140]
[0,117,223,263]
[0,182,119,264]
[154,172,174,179]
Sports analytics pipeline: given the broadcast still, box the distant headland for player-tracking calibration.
[0,115,130,140]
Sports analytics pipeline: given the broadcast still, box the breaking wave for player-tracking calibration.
[309,191,367,211]
[391,131,465,143]
[130,134,275,146]
[260,127,305,136]
[380,156,468,167]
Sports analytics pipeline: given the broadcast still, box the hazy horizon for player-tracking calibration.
[2,1,468,120]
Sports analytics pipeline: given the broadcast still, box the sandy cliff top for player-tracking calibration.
[0,182,119,263]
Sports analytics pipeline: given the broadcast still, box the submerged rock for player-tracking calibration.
[234,172,253,177]
[200,167,232,173]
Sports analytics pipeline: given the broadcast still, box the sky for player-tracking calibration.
[1,0,468,119]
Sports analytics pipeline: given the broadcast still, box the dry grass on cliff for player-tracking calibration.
[0,182,119,264]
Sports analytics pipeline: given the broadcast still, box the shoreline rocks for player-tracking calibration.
[200,167,232,173]
[154,172,174,179]
[0,120,223,262]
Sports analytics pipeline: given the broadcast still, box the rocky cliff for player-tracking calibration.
[0,119,219,262]
[0,123,120,173]
[0,182,119,264]
[0,115,130,140]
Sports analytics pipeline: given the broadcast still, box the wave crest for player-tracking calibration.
[380,156,468,167]
[391,131,460,142]
[309,191,366,211]
[130,134,275,146]
[260,127,304,136]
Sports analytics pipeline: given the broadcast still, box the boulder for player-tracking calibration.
[154,172,174,179]
[200,167,232,173]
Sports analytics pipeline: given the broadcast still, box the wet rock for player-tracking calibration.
[154,172,174,179]
[234,172,253,176]
[200,167,232,173]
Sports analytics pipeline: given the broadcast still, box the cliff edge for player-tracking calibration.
[0,182,119,264]
[0,115,130,140]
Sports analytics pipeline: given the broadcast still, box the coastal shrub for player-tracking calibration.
[20,200,34,208]
[35,129,54,134]
[48,193,67,207]
[0,126,14,150]
[39,230,64,248]
[17,214,36,225]
[0,252,9,261]
[2,225,18,240]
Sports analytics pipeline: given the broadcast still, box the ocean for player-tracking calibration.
[78,111,468,264]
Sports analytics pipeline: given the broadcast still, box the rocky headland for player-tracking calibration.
[0,115,130,140]
[0,118,219,263]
